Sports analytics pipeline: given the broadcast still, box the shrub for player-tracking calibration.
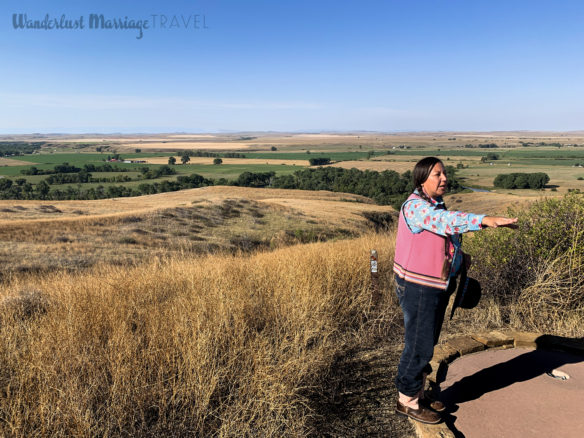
[465,193,584,326]
[361,211,397,232]
[119,237,138,244]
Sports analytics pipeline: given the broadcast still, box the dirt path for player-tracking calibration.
[312,341,416,437]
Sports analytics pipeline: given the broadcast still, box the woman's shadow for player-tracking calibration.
[435,335,584,437]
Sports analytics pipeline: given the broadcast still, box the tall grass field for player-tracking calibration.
[0,233,398,437]
[0,192,582,436]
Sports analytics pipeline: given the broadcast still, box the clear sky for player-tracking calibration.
[1,0,583,133]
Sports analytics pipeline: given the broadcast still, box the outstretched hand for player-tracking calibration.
[481,216,519,229]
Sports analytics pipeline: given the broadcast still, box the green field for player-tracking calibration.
[0,150,306,196]
[2,141,584,199]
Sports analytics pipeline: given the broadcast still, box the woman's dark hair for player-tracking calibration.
[413,157,444,201]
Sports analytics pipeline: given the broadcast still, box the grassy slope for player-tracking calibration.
[2,196,580,436]
[0,187,393,275]
[0,231,411,437]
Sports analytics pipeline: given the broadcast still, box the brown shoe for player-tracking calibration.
[420,397,445,412]
[396,400,441,424]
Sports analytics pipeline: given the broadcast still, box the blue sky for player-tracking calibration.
[1,0,583,133]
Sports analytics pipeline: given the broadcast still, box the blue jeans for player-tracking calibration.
[394,274,453,396]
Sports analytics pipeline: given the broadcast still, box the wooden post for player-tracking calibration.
[370,249,381,306]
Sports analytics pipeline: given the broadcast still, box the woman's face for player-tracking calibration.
[421,162,448,199]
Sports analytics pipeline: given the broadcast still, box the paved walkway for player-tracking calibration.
[439,348,584,438]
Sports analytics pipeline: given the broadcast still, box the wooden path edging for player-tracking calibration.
[411,330,584,438]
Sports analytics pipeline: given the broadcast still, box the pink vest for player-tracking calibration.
[393,193,453,290]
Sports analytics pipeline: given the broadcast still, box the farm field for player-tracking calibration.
[2,132,584,191]
[1,133,584,208]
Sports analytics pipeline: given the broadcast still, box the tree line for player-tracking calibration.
[493,172,550,189]
[0,142,43,156]
[233,166,461,209]
[20,163,177,186]
[464,143,499,148]
[0,165,462,207]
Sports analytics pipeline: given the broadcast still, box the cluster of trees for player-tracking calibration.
[537,142,563,147]
[83,163,132,172]
[20,163,177,188]
[308,157,331,166]
[464,143,499,148]
[0,172,213,200]
[45,173,134,184]
[22,164,80,175]
[0,178,45,199]
[169,152,245,165]
[234,171,275,187]
[168,155,192,165]
[45,172,92,184]
[481,153,500,162]
[22,163,132,176]
[138,165,176,179]
[136,174,214,196]
[519,141,565,148]
[0,142,43,156]
[494,173,550,189]
[244,166,460,209]
[178,151,246,158]
[270,168,415,208]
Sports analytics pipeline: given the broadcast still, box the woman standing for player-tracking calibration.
[393,157,517,424]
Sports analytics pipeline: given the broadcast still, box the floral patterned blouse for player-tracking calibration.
[402,190,485,277]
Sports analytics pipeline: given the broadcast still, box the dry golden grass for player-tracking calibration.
[326,155,484,173]
[444,192,535,215]
[509,253,584,336]
[0,188,393,275]
[0,186,381,222]
[0,158,36,166]
[0,189,580,436]
[0,232,399,437]
[327,160,415,173]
